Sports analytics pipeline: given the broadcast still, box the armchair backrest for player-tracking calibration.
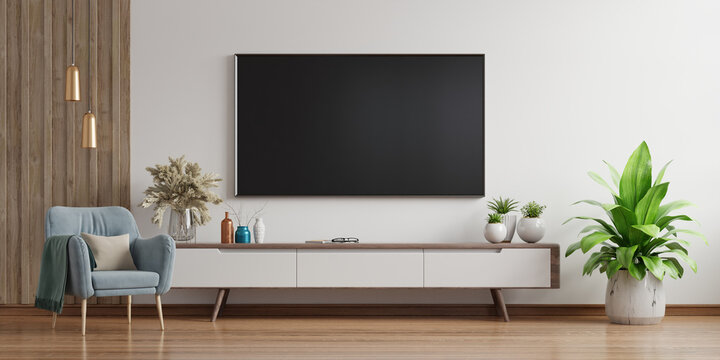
[45,206,140,245]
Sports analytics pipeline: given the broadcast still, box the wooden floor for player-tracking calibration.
[1,315,720,359]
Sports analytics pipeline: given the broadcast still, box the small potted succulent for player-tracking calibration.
[484,213,506,244]
[488,197,520,242]
[517,201,547,243]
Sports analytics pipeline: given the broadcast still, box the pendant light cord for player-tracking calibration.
[71,0,75,65]
[87,0,91,113]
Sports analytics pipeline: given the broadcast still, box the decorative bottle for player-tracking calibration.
[253,217,266,244]
[221,212,234,244]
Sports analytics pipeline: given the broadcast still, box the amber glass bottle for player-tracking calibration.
[221,212,234,243]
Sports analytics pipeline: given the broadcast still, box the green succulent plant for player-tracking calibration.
[487,213,504,224]
[565,142,706,281]
[521,201,546,218]
[488,197,519,214]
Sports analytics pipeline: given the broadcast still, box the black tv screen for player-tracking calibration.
[235,54,484,196]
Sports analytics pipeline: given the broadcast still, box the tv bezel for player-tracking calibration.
[234,53,485,197]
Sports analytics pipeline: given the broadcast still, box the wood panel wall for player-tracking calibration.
[0,0,130,305]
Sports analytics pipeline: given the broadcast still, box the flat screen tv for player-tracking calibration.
[235,54,484,196]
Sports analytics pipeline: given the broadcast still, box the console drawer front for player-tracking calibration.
[172,248,296,287]
[297,249,424,287]
[424,249,551,288]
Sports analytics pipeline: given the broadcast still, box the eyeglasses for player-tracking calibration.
[331,237,359,243]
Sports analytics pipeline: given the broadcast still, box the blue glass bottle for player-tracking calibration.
[235,226,251,243]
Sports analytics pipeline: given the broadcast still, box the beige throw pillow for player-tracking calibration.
[81,233,137,271]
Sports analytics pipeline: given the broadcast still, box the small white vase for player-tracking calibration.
[502,214,517,242]
[517,218,545,243]
[605,270,665,325]
[253,217,266,244]
[484,223,507,243]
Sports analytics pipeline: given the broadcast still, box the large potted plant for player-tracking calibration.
[565,142,705,324]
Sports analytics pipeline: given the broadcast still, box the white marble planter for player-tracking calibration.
[484,223,507,244]
[517,218,545,243]
[605,270,665,325]
[502,214,517,242]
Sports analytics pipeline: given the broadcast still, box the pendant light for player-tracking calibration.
[81,0,96,149]
[64,0,80,101]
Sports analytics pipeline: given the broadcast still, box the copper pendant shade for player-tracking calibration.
[81,0,97,149]
[65,65,80,101]
[81,111,97,148]
[64,0,80,101]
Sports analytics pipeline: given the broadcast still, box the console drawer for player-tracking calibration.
[297,249,424,287]
[172,248,296,287]
[424,248,551,288]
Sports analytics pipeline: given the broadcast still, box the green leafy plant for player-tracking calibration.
[140,156,223,227]
[488,197,519,214]
[487,213,504,224]
[565,142,706,281]
[521,201,546,218]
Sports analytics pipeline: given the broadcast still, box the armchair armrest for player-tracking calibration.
[66,235,94,299]
[131,234,176,294]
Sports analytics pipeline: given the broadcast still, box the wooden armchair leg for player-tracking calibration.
[155,295,165,331]
[127,295,132,324]
[52,313,57,329]
[81,299,87,336]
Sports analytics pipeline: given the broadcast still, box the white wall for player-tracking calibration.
[131,0,720,305]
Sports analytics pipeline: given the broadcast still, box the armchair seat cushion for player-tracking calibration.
[91,270,160,290]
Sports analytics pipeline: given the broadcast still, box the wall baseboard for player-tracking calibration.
[3,304,720,317]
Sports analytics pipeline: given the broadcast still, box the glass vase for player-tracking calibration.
[168,209,196,242]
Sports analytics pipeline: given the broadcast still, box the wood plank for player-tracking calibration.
[177,242,561,250]
[0,0,9,304]
[96,0,112,209]
[87,0,97,209]
[51,0,67,207]
[0,0,7,305]
[2,304,720,317]
[74,0,89,209]
[53,0,74,306]
[19,0,31,304]
[64,0,75,210]
[111,0,120,209]
[27,0,47,304]
[118,0,130,209]
[6,0,22,305]
[42,0,52,245]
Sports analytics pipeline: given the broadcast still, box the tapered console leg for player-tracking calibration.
[211,288,229,322]
[490,288,510,322]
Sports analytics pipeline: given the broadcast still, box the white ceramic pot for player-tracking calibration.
[517,218,545,243]
[253,217,266,244]
[605,270,665,325]
[484,223,507,243]
[502,214,517,242]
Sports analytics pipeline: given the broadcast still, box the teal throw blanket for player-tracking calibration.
[35,235,97,314]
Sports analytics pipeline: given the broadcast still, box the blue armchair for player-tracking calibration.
[45,206,175,335]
